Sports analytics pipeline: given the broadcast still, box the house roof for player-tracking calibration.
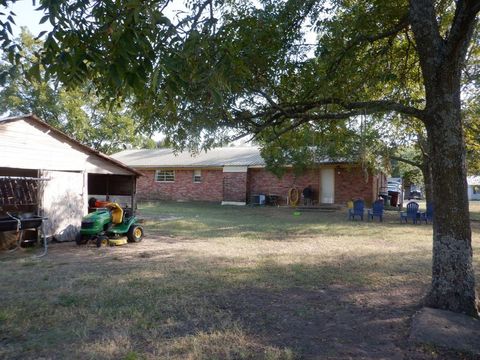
[112,147,348,168]
[112,147,266,168]
[467,176,480,186]
[0,114,142,176]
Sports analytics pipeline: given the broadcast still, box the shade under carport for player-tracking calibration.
[87,173,137,209]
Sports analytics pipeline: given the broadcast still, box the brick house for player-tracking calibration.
[112,147,386,206]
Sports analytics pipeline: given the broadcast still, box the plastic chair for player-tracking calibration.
[368,200,384,222]
[348,199,365,221]
[400,202,420,223]
[420,203,433,224]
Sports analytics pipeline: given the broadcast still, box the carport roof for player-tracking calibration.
[0,114,143,176]
[112,147,348,168]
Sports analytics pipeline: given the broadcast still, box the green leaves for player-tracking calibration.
[38,14,49,25]
[0,29,154,154]
[27,62,41,82]
[0,0,477,163]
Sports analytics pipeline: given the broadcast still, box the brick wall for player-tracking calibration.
[136,169,224,202]
[136,165,381,205]
[249,165,378,206]
[223,171,247,202]
[247,168,320,205]
[335,165,376,205]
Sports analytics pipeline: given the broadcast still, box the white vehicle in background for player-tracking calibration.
[387,178,403,207]
[388,180,402,193]
[408,184,423,200]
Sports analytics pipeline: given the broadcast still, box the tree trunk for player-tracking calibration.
[409,0,479,317]
[421,155,433,205]
[424,91,477,316]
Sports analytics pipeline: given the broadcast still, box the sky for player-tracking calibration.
[1,1,51,37]
[2,1,316,47]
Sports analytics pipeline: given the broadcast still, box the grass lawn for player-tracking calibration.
[1,201,480,359]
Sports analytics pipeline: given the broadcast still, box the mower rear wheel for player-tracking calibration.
[127,225,144,243]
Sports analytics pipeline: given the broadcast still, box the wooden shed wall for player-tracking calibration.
[41,170,87,241]
[0,119,132,175]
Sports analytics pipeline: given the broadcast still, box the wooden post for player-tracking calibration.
[106,175,110,201]
[131,176,136,212]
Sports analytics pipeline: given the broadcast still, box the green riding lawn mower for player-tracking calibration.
[76,198,144,248]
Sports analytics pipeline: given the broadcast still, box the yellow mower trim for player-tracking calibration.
[108,238,128,246]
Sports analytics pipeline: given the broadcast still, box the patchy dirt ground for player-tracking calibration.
[1,202,479,359]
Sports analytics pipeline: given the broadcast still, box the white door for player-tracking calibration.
[320,168,335,204]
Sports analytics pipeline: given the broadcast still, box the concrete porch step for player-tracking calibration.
[296,204,343,212]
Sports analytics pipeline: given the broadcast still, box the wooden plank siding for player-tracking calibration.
[41,170,87,241]
[0,118,132,175]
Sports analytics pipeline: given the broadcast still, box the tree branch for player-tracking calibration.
[278,98,424,119]
[445,0,480,65]
[409,0,445,83]
[349,15,409,49]
[329,15,409,73]
[256,90,286,114]
[265,111,362,139]
[341,100,424,118]
[229,96,425,142]
[390,155,421,168]
[175,0,213,32]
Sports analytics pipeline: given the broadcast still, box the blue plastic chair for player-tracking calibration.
[368,200,384,222]
[400,202,420,224]
[349,199,365,221]
[420,203,433,224]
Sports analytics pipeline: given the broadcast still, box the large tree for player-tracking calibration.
[409,1,479,315]
[1,0,480,315]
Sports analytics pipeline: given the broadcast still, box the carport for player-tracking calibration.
[0,114,141,242]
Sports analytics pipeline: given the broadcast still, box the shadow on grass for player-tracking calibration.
[2,201,479,358]
[0,247,441,359]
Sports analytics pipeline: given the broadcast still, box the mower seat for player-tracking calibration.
[107,203,124,224]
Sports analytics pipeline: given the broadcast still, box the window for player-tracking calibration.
[193,169,202,183]
[155,170,175,182]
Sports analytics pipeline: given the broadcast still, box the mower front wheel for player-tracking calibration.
[75,232,87,245]
[96,235,108,248]
[127,225,144,243]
